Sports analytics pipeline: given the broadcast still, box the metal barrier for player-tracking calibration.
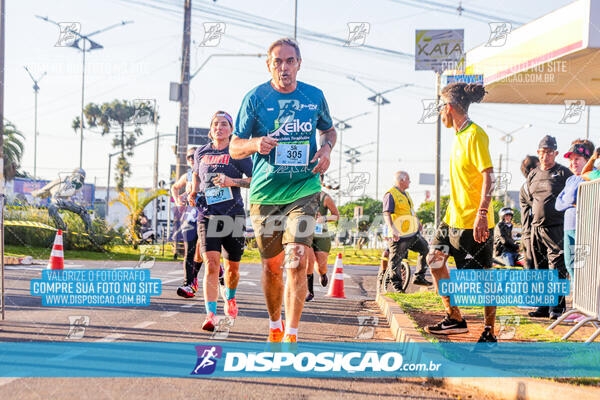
[547,179,600,342]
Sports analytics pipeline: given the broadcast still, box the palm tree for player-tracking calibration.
[110,187,167,246]
[2,120,26,180]
[73,100,157,191]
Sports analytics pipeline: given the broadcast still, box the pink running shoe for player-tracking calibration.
[224,298,239,319]
[202,312,218,331]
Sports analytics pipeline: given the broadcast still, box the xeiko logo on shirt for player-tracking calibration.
[191,345,223,375]
[270,119,314,137]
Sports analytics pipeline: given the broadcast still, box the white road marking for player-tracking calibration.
[5,266,44,271]
[95,333,124,342]
[0,378,20,387]
[181,303,195,308]
[237,281,257,286]
[133,321,156,329]
[160,311,179,318]
[162,277,183,284]
[168,270,182,275]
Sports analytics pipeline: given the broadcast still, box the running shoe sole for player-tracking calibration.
[202,319,216,332]
[177,287,194,298]
[425,327,469,335]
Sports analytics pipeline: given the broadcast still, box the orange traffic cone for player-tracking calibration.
[326,253,346,298]
[47,230,64,270]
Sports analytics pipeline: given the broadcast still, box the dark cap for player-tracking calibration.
[538,135,557,150]
[564,143,592,159]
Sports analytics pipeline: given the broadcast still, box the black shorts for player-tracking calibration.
[197,215,245,262]
[431,222,493,269]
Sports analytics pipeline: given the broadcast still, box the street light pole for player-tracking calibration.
[105,134,175,218]
[347,76,411,199]
[36,16,133,169]
[487,123,532,204]
[23,67,46,182]
[333,111,370,205]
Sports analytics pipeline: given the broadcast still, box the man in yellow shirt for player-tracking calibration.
[381,171,432,290]
[425,82,497,343]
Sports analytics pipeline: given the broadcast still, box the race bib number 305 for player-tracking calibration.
[275,143,309,166]
[205,186,233,205]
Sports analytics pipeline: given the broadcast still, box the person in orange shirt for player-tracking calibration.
[425,82,497,343]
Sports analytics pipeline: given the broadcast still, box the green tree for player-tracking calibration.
[338,196,383,231]
[2,120,26,180]
[492,198,521,224]
[73,100,156,191]
[416,195,450,225]
[416,195,521,226]
[110,187,167,246]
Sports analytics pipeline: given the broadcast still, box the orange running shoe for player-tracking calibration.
[268,321,285,343]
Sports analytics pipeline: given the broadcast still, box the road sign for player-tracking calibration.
[443,74,484,86]
[354,206,363,218]
[415,29,464,72]
[419,173,444,185]
[188,127,210,146]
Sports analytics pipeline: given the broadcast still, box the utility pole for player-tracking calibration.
[294,0,298,40]
[1,0,6,321]
[24,67,46,182]
[176,0,191,182]
[152,100,159,235]
[435,73,441,228]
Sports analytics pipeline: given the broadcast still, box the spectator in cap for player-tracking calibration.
[494,207,520,266]
[519,155,539,269]
[555,139,595,323]
[581,146,600,181]
[555,139,595,277]
[527,135,572,319]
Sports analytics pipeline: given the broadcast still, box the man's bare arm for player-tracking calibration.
[319,126,337,149]
[230,136,278,159]
[479,168,494,211]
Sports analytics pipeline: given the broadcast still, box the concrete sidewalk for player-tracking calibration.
[376,293,600,400]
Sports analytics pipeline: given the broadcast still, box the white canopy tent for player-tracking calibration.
[465,0,600,105]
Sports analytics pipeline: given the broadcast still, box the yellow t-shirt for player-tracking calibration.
[444,122,495,229]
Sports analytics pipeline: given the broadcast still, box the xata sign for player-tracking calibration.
[224,351,403,372]
[415,29,464,72]
[191,345,222,375]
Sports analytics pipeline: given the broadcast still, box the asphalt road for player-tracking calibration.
[0,258,493,399]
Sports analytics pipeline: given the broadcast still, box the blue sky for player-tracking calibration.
[4,0,591,206]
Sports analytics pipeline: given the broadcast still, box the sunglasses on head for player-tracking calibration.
[435,102,449,113]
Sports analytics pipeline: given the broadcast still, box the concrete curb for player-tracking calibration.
[375,292,600,400]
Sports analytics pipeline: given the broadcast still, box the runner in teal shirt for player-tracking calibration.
[234,80,333,204]
[229,38,337,343]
